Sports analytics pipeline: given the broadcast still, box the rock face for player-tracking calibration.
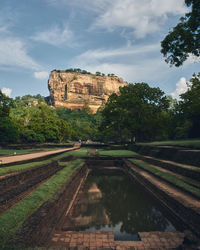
[48,71,128,112]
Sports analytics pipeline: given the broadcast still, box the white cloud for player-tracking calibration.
[46,0,110,13]
[76,43,159,62]
[71,44,174,85]
[45,0,187,39]
[34,71,49,80]
[32,25,74,47]
[0,37,40,70]
[91,0,187,38]
[1,87,12,97]
[171,77,189,99]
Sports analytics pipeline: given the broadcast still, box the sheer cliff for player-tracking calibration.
[48,71,128,112]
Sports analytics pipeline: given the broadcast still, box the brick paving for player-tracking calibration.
[49,231,185,249]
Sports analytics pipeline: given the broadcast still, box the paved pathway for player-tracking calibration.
[0,144,80,165]
[49,231,185,249]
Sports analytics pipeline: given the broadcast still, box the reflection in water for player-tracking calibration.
[63,170,181,241]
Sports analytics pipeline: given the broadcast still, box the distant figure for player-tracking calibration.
[78,139,82,144]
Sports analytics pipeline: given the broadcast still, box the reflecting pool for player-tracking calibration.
[63,170,183,241]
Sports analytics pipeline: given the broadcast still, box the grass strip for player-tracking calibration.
[61,148,89,157]
[0,159,83,245]
[129,159,200,198]
[0,149,84,176]
[0,148,61,156]
[98,149,138,157]
[138,139,200,149]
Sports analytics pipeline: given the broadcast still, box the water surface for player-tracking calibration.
[64,170,182,241]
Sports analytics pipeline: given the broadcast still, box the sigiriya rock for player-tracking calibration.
[48,70,128,112]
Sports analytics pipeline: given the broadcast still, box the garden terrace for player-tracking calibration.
[0,147,199,249]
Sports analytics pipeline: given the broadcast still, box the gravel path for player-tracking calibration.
[0,145,80,165]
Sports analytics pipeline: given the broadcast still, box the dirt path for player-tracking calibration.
[0,144,80,165]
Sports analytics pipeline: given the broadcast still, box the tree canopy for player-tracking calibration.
[0,91,19,143]
[179,73,200,137]
[161,0,200,66]
[100,83,169,142]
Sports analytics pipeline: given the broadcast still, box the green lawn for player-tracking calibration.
[0,159,83,245]
[62,148,89,157]
[129,159,200,198]
[98,149,138,157]
[0,148,62,156]
[138,139,200,149]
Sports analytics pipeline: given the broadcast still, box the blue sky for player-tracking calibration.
[0,0,200,99]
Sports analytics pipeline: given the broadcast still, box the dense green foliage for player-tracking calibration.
[1,71,200,145]
[100,83,169,142]
[0,94,101,144]
[55,104,101,141]
[161,0,200,66]
[11,99,72,143]
[52,68,116,77]
[100,75,200,142]
[0,91,19,143]
[178,73,200,138]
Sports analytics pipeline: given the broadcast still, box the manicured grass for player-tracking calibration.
[129,159,200,198]
[98,149,138,157]
[0,148,61,156]
[0,159,83,245]
[0,149,81,176]
[62,148,89,157]
[138,139,200,149]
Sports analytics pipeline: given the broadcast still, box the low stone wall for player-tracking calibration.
[0,161,59,191]
[130,145,200,167]
[9,157,200,248]
[0,162,63,213]
[12,164,88,247]
[123,160,200,237]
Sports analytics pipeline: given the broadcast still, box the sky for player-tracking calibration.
[0,0,200,100]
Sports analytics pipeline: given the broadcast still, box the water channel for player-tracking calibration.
[63,169,183,241]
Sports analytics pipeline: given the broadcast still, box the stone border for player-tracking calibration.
[9,157,200,249]
[124,160,200,238]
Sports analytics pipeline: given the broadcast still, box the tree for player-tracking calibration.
[0,117,19,143]
[57,119,72,142]
[0,91,19,143]
[0,90,14,117]
[95,71,101,76]
[178,73,200,137]
[100,83,169,142]
[161,0,200,66]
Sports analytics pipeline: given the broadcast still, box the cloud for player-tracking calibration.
[1,87,12,97]
[92,0,187,38]
[0,37,40,70]
[46,0,110,13]
[45,0,187,38]
[34,71,49,80]
[71,43,174,85]
[32,25,74,47]
[76,43,160,62]
[171,77,189,99]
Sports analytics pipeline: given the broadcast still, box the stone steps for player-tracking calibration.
[136,154,200,183]
[125,159,200,236]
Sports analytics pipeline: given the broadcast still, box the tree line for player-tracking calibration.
[52,68,116,77]
[0,72,200,144]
